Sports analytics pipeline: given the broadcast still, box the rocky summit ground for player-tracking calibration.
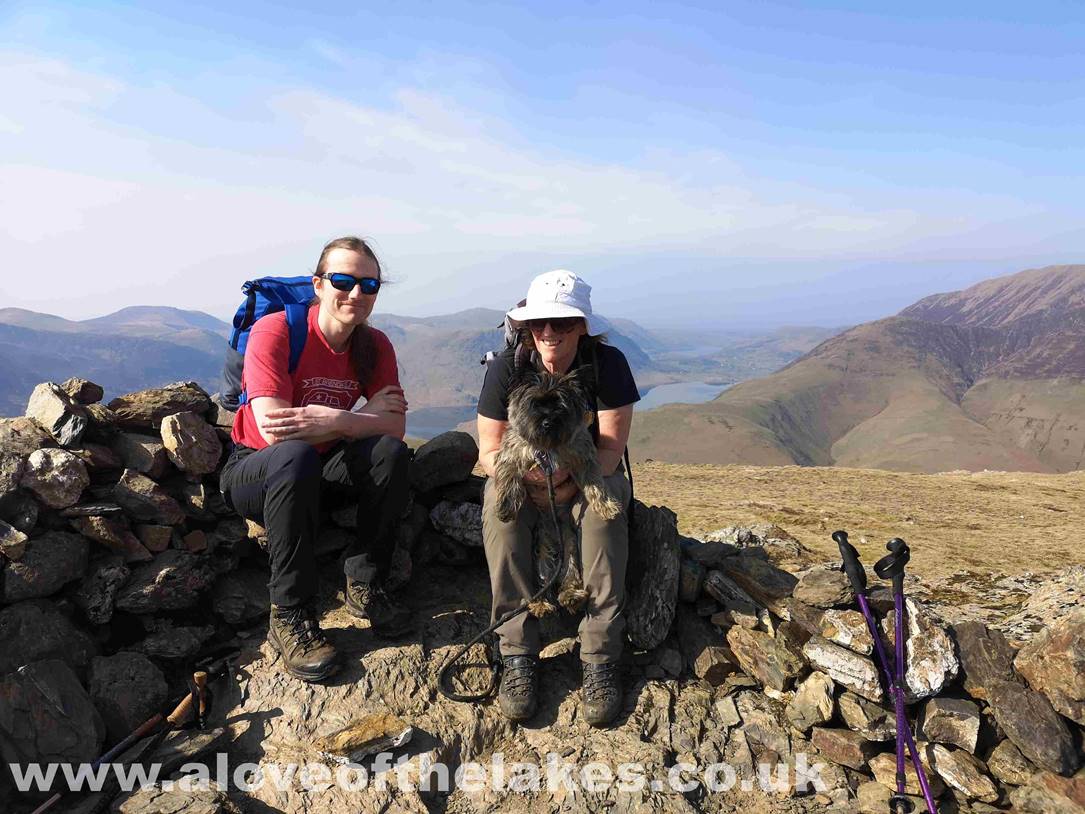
[217,558,821,814]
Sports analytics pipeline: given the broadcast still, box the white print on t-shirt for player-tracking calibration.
[302,377,358,390]
[300,376,358,410]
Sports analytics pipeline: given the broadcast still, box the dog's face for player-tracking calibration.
[507,370,591,451]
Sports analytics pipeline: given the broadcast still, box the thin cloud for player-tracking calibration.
[0,48,1066,322]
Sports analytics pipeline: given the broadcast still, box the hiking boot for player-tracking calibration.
[268,603,340,683]
[498,655,539,722]
[582,661,623,727]
[344,578,413,639]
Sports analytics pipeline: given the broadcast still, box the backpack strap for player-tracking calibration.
[237,304,309,406]
[284,303,309,374]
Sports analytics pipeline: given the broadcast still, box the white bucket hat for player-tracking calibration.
[506,270,611,336]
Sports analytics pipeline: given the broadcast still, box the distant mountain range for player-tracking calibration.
[629,265,1085,473]
[0,303,832,422]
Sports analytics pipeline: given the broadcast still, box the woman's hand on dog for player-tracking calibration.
[524,466,580,507]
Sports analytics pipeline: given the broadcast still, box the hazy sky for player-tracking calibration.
[2,1,1083,330]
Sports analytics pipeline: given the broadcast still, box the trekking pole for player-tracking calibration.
[832,531,938,814]
[27,650,236,814]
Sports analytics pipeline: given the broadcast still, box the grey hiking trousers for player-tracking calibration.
[482,470,632,664]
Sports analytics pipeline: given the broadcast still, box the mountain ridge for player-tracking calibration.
[630,264,1085,473]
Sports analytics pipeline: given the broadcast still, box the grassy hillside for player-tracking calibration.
[632,460,1085,584]
[630,265,1085,473]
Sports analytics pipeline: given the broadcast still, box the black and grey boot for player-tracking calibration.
[582,661,622,727]
[498,655,539,722]
[268,603,340,683]
[344,578,413,638]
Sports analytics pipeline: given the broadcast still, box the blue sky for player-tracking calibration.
[2,1,1083,329]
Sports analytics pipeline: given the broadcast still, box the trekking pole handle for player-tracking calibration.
[874,537,910,584]
[832,530,868,595]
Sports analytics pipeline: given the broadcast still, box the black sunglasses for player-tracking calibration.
[321,273,381,295]
[524,316,582,333]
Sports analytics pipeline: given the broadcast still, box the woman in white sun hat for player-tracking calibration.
[476,269,640,728]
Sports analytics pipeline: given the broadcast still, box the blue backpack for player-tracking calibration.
[221,275,314,408]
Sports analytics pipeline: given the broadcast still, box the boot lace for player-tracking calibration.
[583,662,620,702]
[279,605,327,655]
[502,658,537,698]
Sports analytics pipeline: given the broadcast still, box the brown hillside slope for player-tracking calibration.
[630,265,1085,472]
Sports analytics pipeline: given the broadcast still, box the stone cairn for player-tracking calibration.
[1,378,1083,814]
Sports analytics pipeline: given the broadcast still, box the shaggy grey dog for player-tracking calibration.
[493,370,622,615]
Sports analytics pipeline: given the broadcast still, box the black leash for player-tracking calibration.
[437,451,569,702]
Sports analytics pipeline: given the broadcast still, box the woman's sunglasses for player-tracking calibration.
[321,273,381,295]
[524,316,582,333]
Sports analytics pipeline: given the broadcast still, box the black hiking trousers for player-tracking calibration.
[219,435,410,608]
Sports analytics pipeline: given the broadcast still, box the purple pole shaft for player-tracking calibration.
[894,592,908,798]
[854,592,939,814]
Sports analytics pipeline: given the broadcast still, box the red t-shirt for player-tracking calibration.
[232,306,401,453]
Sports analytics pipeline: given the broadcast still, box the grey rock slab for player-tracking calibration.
[211,566,270,625]
[0,417,55,501]
[72,555,131,625]
[786,671,836,732]
[88,652,169,742]
[1,530,88,603]
[136,624,216,660]
[0,598,98,675]
[1008,771,1085,814]
[25,382,89,447]
[839,691,896,740]
[919,696,981,753]
[819,608,874,655]
[20,447,90,509]
[110,432,170,478]
[409,431,478,493]
[0,659,105,772]
[953,620,1020,702]
[881,596,959,700]
[1014,608,1085,725]
[160,411,222,476]
[726,625,805,692]
[69,515,153,563]
[428,500,482,546]
[114,550,217,613]
[794,567,854,609]
[0,517,28,560]
[111,785,242,814]
[112,469,185,525]
[987,678,1079,776]
[107,382,211,431]
[802,636,884,702]
[926,743,999,803]
[61,377,104,405]
[986,737,1036,787]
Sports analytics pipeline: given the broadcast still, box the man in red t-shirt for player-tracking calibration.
[219,237,411,683]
